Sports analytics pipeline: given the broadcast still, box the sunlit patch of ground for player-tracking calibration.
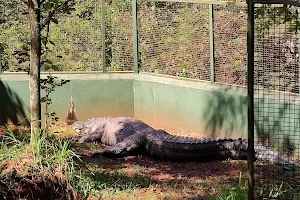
[162,128,208,138]
[47,120,78,138]
[0,123,30,135]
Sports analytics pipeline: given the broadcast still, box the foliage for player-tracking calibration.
[258,182,288,199]
[255,5,300,36]
[0,0,245,76]
[44,0,103,71]
[268,182,287,198]
[0,129,78,176]
[0,0,104,72]
[0,126,25,167]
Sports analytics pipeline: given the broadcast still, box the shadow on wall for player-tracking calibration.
[203,87,247,139]
[203,86,299,154]
[254,98,300,154]
[0,80,29,126]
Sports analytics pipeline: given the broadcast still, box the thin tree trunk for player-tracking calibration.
[28,0,41,138]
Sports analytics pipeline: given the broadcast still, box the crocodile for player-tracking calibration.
[71,117,297,165]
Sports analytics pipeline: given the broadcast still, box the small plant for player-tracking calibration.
[208,172,248,200]
[40,74,70,130]
[0,126,24,167]
[268,182,287,198]
[258,182,288,199]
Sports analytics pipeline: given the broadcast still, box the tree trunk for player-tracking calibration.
[28,0,41,138]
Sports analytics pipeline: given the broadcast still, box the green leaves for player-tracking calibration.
[44,1,53,10]
[40,74,70,128]
[255,4,300,36]
[51,17,59,24]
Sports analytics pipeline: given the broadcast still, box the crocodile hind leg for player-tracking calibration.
[92,131,147,157]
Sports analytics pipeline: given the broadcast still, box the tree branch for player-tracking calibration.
[40,1,68,30]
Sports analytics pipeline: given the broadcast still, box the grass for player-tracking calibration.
[208,172,247,200]
[0,123,296,199]
[0,127,82,199]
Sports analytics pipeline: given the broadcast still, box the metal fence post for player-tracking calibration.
[102,0,106,72]
[209,4,215,82]
[132,0,139,73]
[247,0,255,199]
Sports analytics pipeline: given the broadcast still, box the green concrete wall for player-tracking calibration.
[1,72,300,153]
[134,74,248,139]
[0,73,134,125]
[254,96,300,152]
[133,73,300,153]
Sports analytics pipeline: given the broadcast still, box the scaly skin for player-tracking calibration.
[71,117,297,165]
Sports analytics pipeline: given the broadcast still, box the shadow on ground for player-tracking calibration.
[75,152,248,199]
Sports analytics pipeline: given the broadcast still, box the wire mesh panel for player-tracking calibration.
[44,0,103,71]
[0,0,104,72]
[106,0,134,71]
[253,4,300,199]
[214,4,247,86]
[138,0,211,80]
[0,0,29,72]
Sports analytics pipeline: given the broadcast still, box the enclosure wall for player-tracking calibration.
[2,72,300,150]
[1,72,248,138]
[133,73,248,138]
[0,73,134,125]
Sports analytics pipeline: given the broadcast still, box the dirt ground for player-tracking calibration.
[0,123,249,199]
[76,148,248,199]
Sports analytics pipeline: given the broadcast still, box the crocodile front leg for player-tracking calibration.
[71,131,102,143]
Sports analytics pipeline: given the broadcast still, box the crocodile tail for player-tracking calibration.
[254,144,297,165]
[145,130,248,162]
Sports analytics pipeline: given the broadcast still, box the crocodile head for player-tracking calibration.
[71,121,85,133]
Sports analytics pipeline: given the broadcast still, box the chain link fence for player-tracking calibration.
[214,4,247,85]
[107,0,134,71]
[138,1,248,84]
[138,1,211,80]
[0,0,135,72]
[47,0,103,71]
[253,3,300,199]
[0,0,249,85]
[0,0,30,72]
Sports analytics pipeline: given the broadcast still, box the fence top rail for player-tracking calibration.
[153,0,247,6]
